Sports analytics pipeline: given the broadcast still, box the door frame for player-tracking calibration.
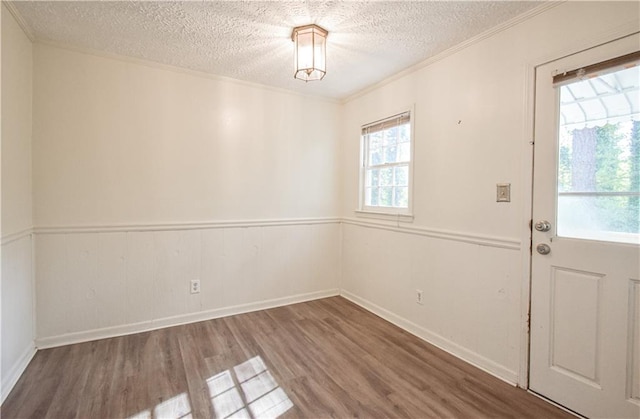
[518,23,640,390]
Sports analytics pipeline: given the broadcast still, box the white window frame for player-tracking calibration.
[358,107,415,221]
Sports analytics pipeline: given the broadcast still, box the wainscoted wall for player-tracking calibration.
[339,2,639,386]
[2,35,344,400]
[30,42,343,345]
[1,4,34,403]
[341,220,521,383]
[4,0,638,404]
[35,220,341,347]
[1,234,34,403]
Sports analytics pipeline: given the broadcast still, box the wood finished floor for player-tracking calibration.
[2,297,571,419]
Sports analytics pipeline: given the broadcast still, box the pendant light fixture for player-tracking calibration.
[291,24,328,82]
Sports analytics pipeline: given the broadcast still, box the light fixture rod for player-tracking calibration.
[291,24,328,41]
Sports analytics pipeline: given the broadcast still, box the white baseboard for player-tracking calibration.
[340,290,519,386]
[1,343,37,404]
[36,289,340,349]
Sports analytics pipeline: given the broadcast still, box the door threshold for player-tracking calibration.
[527,389,585,418]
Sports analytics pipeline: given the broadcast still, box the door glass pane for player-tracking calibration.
[557,65,640,244]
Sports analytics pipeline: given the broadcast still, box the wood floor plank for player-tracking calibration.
[177,324,215,419]
[2,297,572,419]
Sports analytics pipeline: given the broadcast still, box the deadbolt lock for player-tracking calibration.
[534,220,551,232]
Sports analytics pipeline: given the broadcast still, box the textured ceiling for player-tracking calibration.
[11,1,542,100]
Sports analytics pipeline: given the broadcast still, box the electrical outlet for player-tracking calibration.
[416,289,423,305]
[190,279,201,294]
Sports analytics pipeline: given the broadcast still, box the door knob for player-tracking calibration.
[534,220,551,232]
[536,243,551,255]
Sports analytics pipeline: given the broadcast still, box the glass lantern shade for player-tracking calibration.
[291,24,328,82]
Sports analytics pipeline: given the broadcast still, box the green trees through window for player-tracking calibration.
[558,120,640,237]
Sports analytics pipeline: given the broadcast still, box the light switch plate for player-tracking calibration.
[497,183,511,202]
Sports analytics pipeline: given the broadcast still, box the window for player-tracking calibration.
[555,61,639,244]
[360,111,413,215]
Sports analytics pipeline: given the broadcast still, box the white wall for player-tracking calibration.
[32,44,343,345]
[33,44,341,227]
[36,223,340,347]
[340,1,640,384]
[1,4,34,403]
[9,0,639,395]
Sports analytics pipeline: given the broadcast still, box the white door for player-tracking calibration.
[530,34,640,419]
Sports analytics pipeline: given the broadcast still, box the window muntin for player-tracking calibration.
[361,111,412,213]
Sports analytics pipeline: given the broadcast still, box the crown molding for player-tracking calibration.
[342,1,563,104]
[2,1,35,42]
[35,39,341,105]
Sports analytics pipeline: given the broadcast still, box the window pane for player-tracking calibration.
[369,133,381,150]
[366,169,379,187]
[394,166,408,186]
[558,195,639,242]
[558,123,637,193]
[398,124,411,143]
[557,64,640,244]
[394,187,409,208]
[379,187,393,206]
[379,167,393,186]
[383,127,398,146]
[367,132,382,166]
[384,146,397,164]
[369,149,382,166]
[365,187,378,206]
[371,188,379,206]
[398,143,410,162]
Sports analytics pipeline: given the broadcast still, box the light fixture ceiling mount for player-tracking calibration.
[291,24,328,82]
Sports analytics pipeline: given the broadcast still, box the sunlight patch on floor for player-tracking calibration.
[128,392,192,419]
[208,356,293,419]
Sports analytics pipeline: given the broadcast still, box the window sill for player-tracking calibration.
[354,210,414,223]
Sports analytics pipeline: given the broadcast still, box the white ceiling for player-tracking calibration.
[10,1,542,100]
